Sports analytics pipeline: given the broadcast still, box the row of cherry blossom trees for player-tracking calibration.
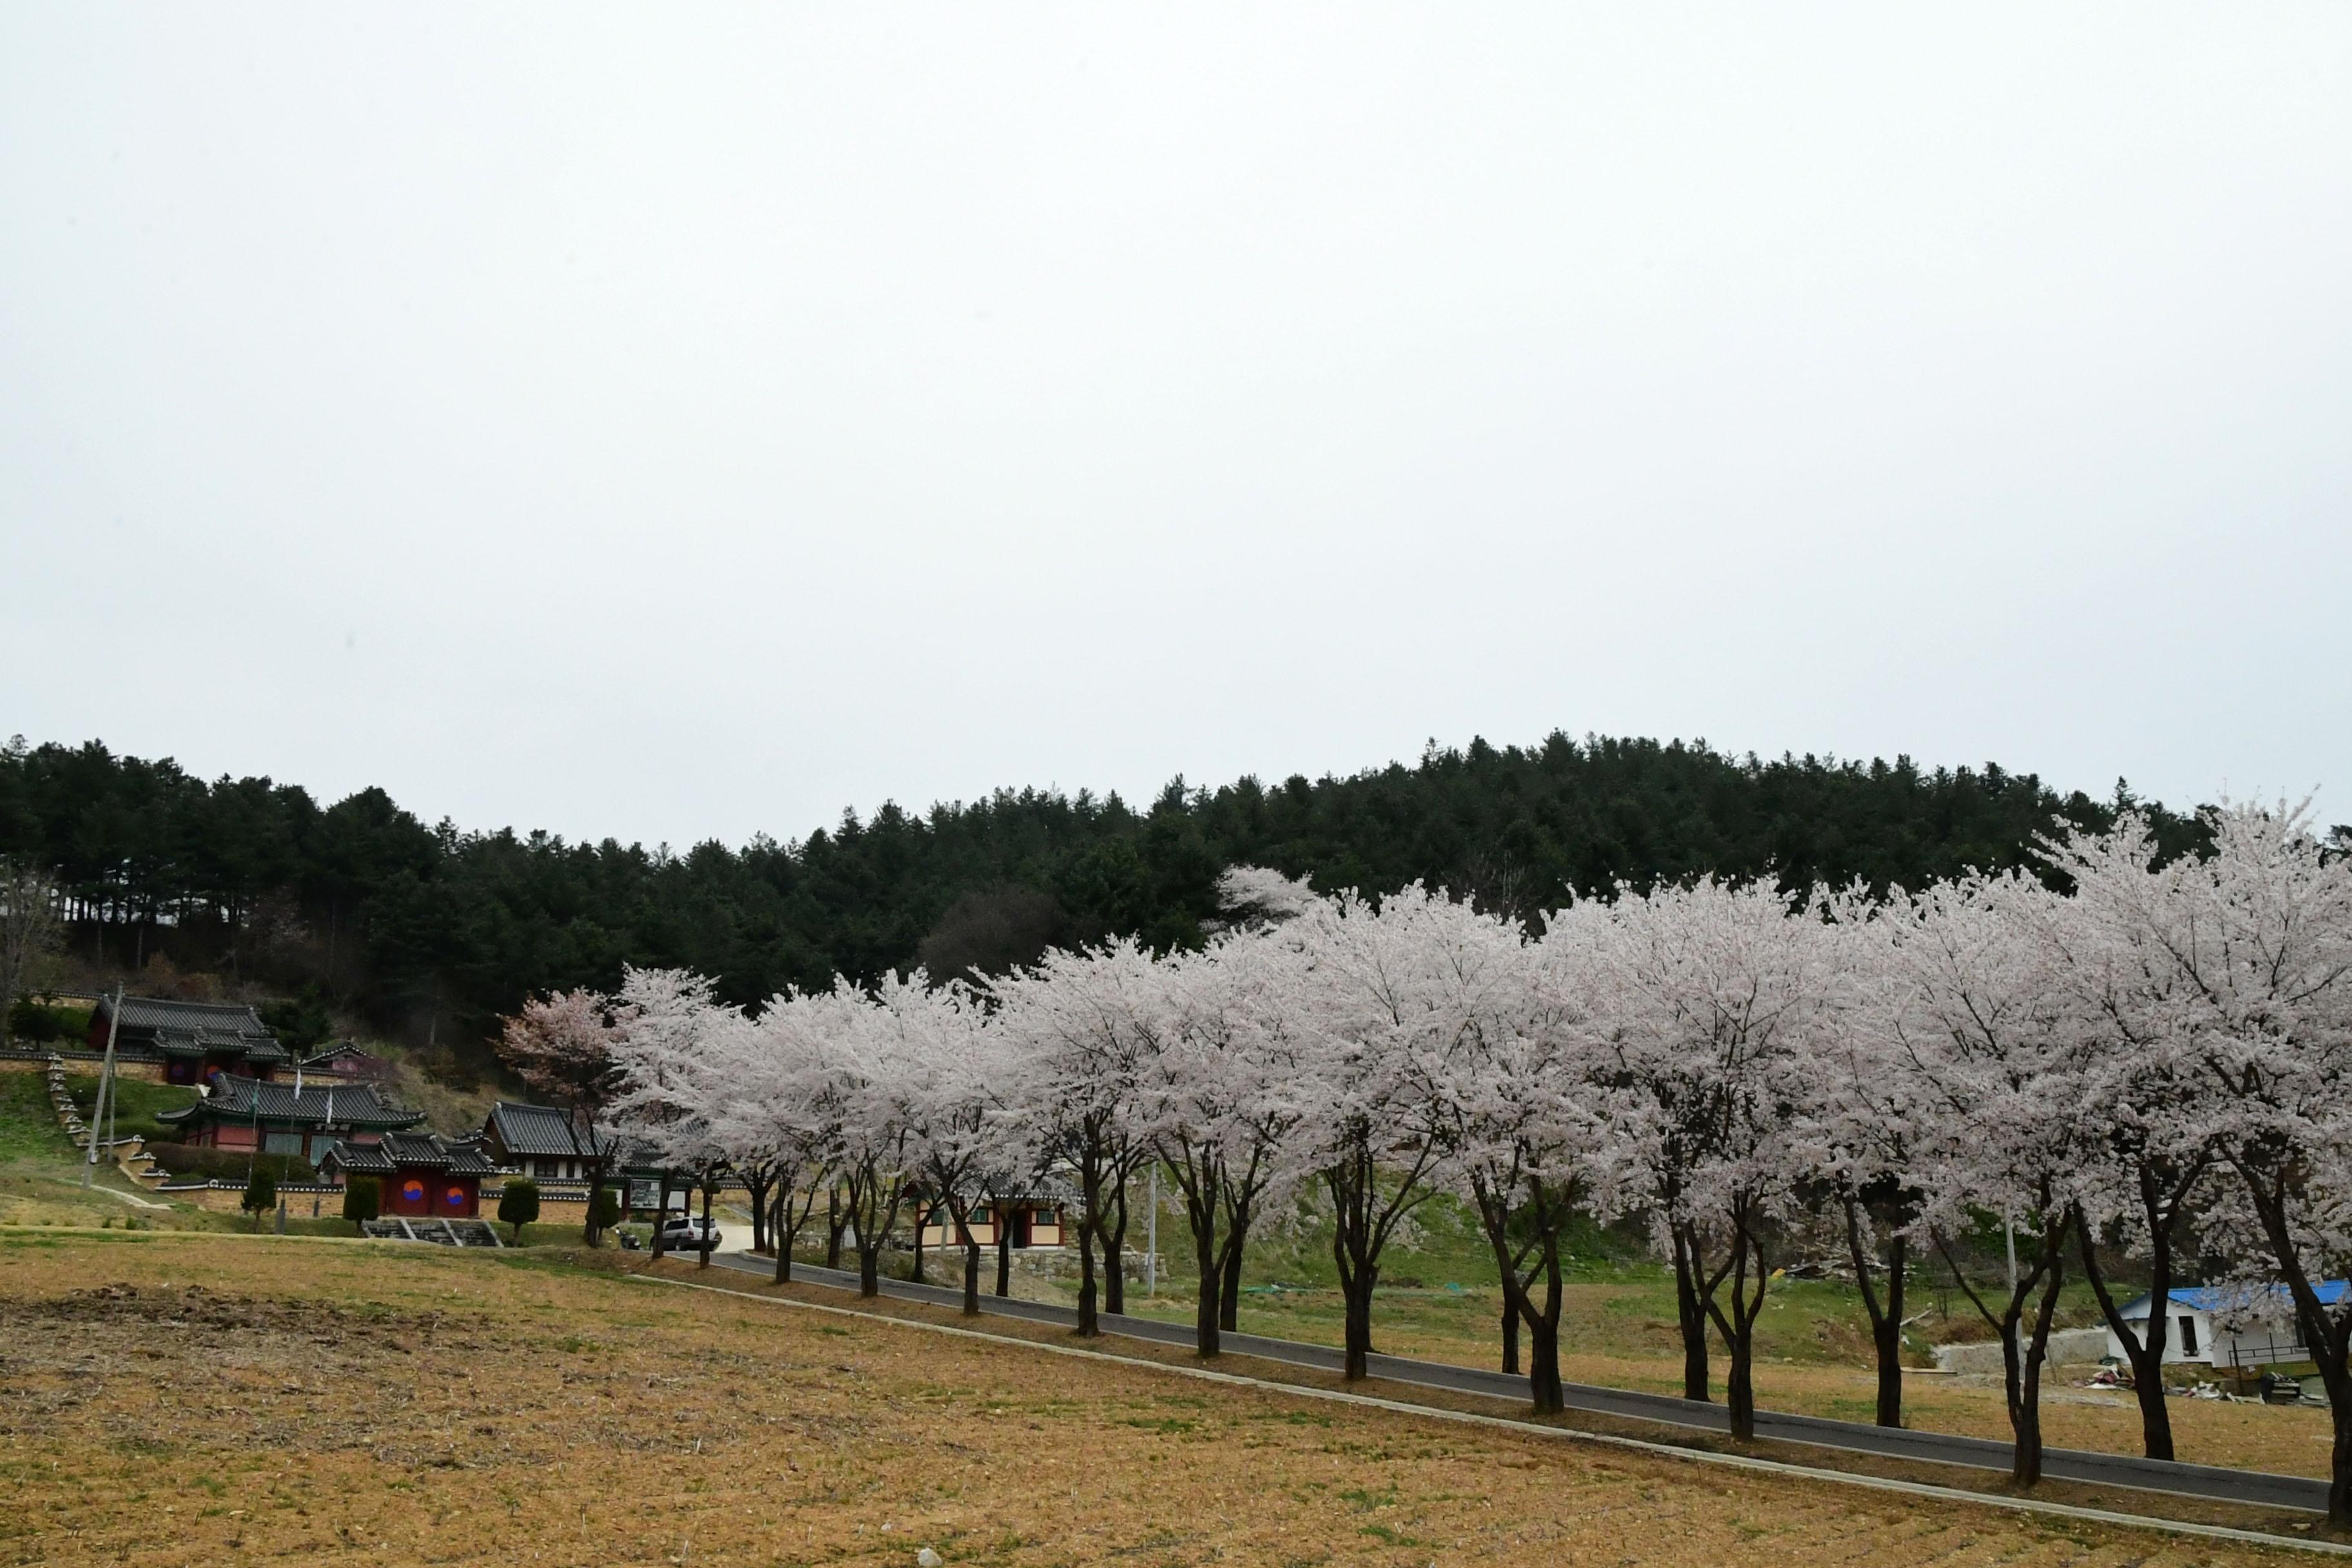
[503,799,2352,1522]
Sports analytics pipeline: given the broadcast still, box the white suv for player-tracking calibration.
[658,1215,721,1249]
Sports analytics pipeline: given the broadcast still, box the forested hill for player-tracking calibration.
[1,732,2200,1059]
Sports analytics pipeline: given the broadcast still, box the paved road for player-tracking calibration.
[701,1251,2329,1514]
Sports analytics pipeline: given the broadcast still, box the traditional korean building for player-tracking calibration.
[479,1099,614,1182]
[155,1074,425,1160]
[318,1131,500,1219]
[88,995,289,1084]
[295,1043,394,1083]
[916,1182,1070,1251]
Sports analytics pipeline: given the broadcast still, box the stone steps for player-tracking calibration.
[362,1217,505,1249]
[46,1057,173,1188]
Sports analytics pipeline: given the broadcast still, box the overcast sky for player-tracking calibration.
[5,6,2347,848]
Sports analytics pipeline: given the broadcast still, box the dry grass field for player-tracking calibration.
[0,1229,2329,1568]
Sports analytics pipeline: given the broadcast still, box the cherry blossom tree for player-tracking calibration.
[1138,930,1310,1357]
[1803,886,1930,1431]
[1452,915,1600,1413]
[826,975,937,1298]
[2152,799,2352,1524]
[1289,885,1497,1383]
[607,968,743,1265]
[2034,814,2218,1462]
[1893,870,2086,1488]
[496,985,627,1244]
[1198,866,1320,1334]
[896,982,1015,1315]
[990,939,1157,1336]
[725,988,849,1284]
[1560,877,1828,1440]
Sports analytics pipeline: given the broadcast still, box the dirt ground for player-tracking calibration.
[0,1229,2329,1568]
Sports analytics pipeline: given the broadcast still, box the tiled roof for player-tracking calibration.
[322,1132,499,1177]
[157,1075,425,1130]
[380,1130,496,1173]
[299,1044,391,1073]
[99,995,286,1064]
[318,1140,396,1175]
[484,1101,612,1160]
[101,995,275,1035]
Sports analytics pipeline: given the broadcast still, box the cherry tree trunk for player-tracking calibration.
[1195,1230,1223,1358]
[1099,1194,1129,1317]
[995,1222,1011,1297]
[1870,1311,1905,1430]
[1076,1223,1101,1337]
[1527,1313,1564,1416]
[2005,1336,2045,1488]
[1873,1237,1906,1429]
[1341,1264,1378,1382]
[1672,1235,1710,1402]
[963,1239,982,1317]
[1725,1337,1756,1442]
[1501,1302,1520,1376]
[583,1171,607,1247]
[2329,1401,2352,1529]
[2301,1321,2352,1527]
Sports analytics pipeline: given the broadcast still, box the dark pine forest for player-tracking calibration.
[1,732,2204,1072]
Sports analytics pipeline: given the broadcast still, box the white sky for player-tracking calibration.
[5,6,2348,847]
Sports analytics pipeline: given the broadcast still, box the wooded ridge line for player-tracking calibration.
[0,730,2213,1061]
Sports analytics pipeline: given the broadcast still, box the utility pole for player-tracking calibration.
[83,985,122,1188]
[1145,1165,1157,1298]
[2005,1215,2018,1297]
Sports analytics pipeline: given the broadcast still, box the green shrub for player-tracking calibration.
[6,998,90,1044]
[342,1176,380,1230]
[587,1187,620,1233]
[498,1178,541,1242]
[256,991,333,1052]
[240,1169,277,1228]
[147,1144,316,1184]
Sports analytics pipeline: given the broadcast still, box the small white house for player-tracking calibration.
[2106,1282,2346,1369]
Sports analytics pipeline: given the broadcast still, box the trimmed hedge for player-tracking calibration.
[148,1143,317,1184]
[498,1177,540,1241]
[241,1169,277,1217]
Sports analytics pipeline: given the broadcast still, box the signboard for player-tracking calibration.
[627,1179,659,1211]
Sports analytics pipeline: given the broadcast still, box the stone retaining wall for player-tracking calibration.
[0,1052,168,1083]
[1930,1326,2111,1376]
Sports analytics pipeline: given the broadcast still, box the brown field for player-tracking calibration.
[0,1230,2333,1568]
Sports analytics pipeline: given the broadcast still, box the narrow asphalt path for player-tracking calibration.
[695,1250,2329,1514]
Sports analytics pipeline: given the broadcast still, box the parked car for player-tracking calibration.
[658,1215,721,1250]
